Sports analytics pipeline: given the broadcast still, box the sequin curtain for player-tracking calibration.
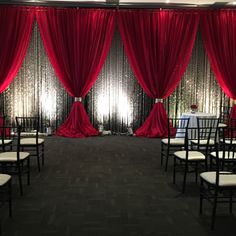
[86,29,153,133]
[3,22,73,131]
[2,23,229,133]
[167,31,230,119]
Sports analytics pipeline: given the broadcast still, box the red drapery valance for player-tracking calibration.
[0,6,34,93]
[36,8,116,137]
[118,10,199,137]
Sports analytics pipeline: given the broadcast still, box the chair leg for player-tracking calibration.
[42,143,44,166]
[173,156,176,184]
[230,190,233,214]
[211,188,218,230]
[195,162,198,184]
[199,178,203,215]
[36,146,40,172]
[205,158,208,171]
[8,180,12,217]
[165,146,170,172]
[182,162,188,193]
[18,168,23,196]
[161,144,164,166]
[27,158,30,186]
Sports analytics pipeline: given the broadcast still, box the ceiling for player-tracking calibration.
[1,0,236,8]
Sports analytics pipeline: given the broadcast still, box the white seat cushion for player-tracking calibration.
[210,151,236,159]
[191,139,215,146]
[0,174,11,186]
[0,139,12,145]
[222,139,236,145]
[161,138,185,145]
[200,171,236,186]
[20,138,44,145]
[174,150,205,161]
[218,123,227,128]
[0,152,30,162]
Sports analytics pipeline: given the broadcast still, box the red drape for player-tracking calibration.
[0,6,34,93]
[118,10,199,137]
[201,10,236,119]
[36,8,115,138]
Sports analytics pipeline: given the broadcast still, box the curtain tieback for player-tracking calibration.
[155,98,163,103]
[74,97,82,102]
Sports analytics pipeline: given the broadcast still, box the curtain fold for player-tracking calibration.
[118,10,199,137]
[36,8,115,137]
[201,10,236,118]
[0,6,34,93]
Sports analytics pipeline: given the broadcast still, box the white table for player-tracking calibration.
[176,112,216,138]
[181,112,216,128]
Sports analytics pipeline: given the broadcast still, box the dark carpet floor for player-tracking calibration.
[1,135,236,236]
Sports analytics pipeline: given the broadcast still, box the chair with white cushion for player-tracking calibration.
[161,118,189,171]
[16,117,45,172]
[0,126,30,195]
[173,123,217,193]
[210,122,236,170]
[0,173,12,234]
[200,141,236,230]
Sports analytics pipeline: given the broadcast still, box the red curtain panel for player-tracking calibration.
[201,10,236,118]
[118,10,199,137]
[36,8,116,137]
[0,6,34,93]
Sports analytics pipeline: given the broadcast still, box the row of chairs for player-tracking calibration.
[161,117,236,230]
[0,116,45,233]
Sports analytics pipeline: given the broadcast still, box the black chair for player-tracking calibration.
[173,118,219,193]
[0,125,30,195]
[0,116,13,151]
[200,139,236,230]
[161,118,189,171]
[210,122,236,171]
[190,117,219,155]
[16,117,45,172]
[0,173,12,234]
[219,105,231,128]
[173,125,210,193]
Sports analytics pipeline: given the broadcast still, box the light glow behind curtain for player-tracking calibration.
[3,21,227,133]
[118,10,199,137]
[201,10,236,118]
[36,8,115,137]
[0,6,34,93]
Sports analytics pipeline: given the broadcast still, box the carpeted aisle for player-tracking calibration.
[1,136,235,236]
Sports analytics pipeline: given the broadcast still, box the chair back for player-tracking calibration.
[0,125,21,161]
[167,117,189,140]
[219,105,231,125]
[197,117,219,143]
[221,123,236,161]
[214,136,236,187]
[15,117,39,142]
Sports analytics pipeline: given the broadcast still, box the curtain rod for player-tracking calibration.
[0,1,233,9]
